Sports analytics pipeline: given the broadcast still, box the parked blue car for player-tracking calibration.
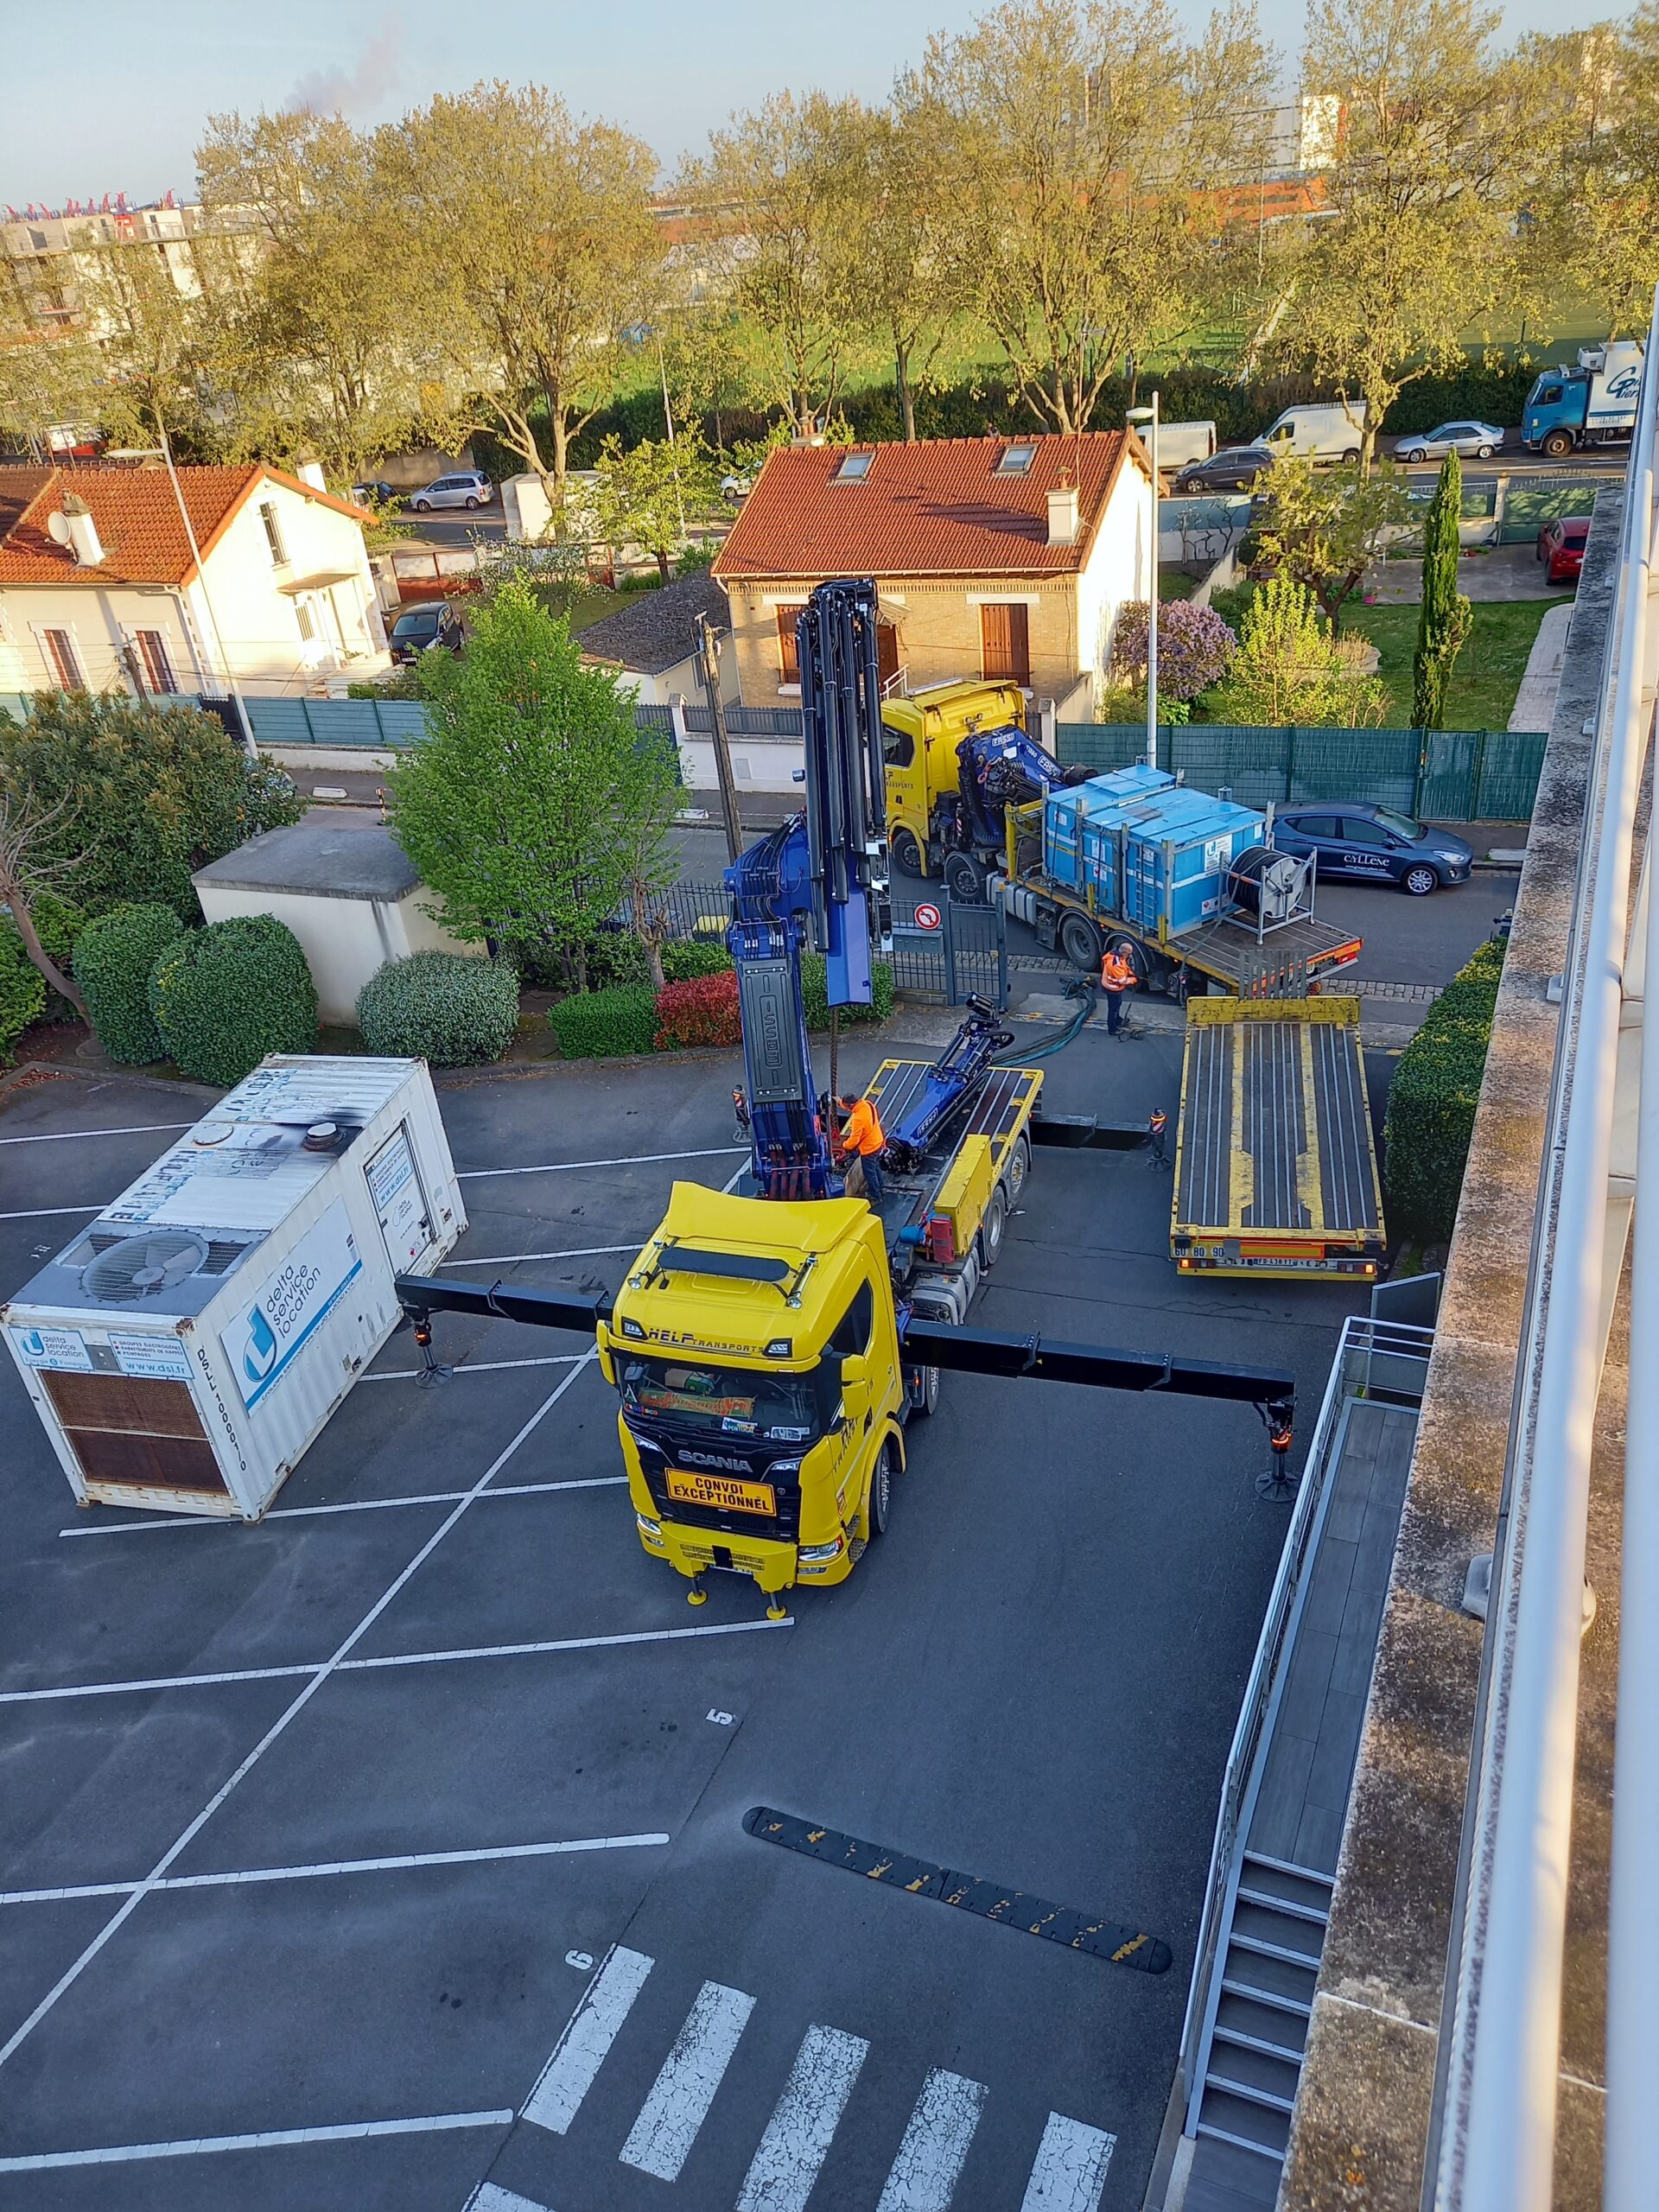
[1272,804,1473,895]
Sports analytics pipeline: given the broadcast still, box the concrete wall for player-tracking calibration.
[0,474,389,699]
[194,881,479,1026]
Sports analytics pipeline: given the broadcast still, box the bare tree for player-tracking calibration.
[849,103,973,441]
[0,783,86,1016]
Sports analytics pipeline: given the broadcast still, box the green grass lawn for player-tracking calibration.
[1340,598,1562,729]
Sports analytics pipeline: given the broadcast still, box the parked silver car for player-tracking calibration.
[1393,421,1506,463]
[409,470,493,512]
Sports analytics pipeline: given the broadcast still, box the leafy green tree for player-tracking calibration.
[1210,575,1389,727]
[592,431,723,582]
[386,579,679,988]
[1414,452,1473,729]
[1249,454,1413,632]
[849,101,974,442]
[1522,15,1659,340]
[0,696,302,920]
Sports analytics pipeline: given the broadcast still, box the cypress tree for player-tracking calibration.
[1413,451,1473,729]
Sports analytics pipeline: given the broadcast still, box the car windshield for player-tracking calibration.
[618,1353,836,1443]
[1372,807,1425,840]
[392,612,437,638]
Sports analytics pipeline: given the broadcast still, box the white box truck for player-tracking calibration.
[3,1057,465,1521]
[1154,421,1218,470]
[1260,402,1368,462]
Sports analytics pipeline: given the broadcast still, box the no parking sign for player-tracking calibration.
[913,902,942,931]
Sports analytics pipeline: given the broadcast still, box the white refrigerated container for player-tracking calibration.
[3,1056,466,1520]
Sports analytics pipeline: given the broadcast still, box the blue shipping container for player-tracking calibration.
[1041,772,1263,938]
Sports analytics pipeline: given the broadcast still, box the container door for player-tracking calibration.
[366,1122,434,1270]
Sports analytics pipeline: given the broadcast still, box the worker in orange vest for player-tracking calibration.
[838,1091,887,1208]
[1099,945,1137,1036]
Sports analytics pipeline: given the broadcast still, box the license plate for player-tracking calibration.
[666,1470,777,1516]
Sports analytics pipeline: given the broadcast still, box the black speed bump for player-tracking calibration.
[742,1806,1172,1976]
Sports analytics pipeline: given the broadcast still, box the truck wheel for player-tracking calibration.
[1060,912,1103,971]
[867,1440,893,1537]
[1543,429,1573,459]
[1004,1133,1031,1205]
[943,851,984,905]
[980,1182,1007,1266]
[890,828,925,877]
[1343,448,1361,463]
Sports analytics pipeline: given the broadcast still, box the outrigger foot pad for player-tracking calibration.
[687,1580,709,1607]
[766,1598,788,1622]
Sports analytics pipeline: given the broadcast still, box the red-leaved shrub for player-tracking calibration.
[653,971,741,1051]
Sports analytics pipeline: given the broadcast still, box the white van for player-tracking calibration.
[1154,420,1217,470]
[1259,403,1368,463]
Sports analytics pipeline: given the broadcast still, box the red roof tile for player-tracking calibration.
[0,464,372,587]
[712,432,1144,582]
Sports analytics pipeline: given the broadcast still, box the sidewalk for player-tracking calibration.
[1509,601,1574,732]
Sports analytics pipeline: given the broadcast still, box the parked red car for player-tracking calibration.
[1537,516,1592,585]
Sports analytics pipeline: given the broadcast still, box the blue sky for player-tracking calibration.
[6,0,1576,211]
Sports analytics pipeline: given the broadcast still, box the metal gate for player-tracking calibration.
[890,898,1009,1007]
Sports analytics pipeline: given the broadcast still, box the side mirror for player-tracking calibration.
[840,1352,870,1391]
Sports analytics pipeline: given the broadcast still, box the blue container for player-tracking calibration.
[1042,772,1262,938]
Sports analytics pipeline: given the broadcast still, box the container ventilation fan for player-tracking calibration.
[82,1230,211,1306]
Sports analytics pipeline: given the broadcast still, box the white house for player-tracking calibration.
[0,461,390,706]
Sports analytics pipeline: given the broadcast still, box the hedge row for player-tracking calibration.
[1382,938,1505,1240]
[549,955,895,1059]
[358,952,520,1065]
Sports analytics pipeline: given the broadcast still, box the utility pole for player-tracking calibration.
[696,613,743,863]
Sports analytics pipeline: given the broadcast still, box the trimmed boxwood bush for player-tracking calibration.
[547,985,658,1058]
[73,903,183,1063]
[661,940,734,983]
[149,915,318,1087]
[1382,938,1505,1240]
[0,931,46,1061]
[801,953,895,1030]
[655,973,741,1051]
[357,952,519,1066]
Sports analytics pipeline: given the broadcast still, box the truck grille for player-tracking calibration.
[642,1469,800,1541]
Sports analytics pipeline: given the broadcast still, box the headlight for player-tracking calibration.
[636,1513,662,1538]
[798,1536,844,1562]
[767,1459,802,1482]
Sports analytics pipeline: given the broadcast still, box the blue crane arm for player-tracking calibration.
[957,724,1084,847]
[724,581,892,1200]
[878,997,1014,1173]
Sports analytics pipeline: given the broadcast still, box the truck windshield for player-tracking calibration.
[618,1354,833,1443]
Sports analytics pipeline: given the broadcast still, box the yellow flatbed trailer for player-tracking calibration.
[1171,997,1386,1281]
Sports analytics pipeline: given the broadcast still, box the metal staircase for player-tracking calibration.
[1185,1851,1333,2208]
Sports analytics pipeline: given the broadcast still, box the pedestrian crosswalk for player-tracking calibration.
[474,1942,1119,2211]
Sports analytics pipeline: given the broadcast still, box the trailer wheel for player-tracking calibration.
[944,851,984,905]
[867,1440,893,1537]
[891,828,924,877]
[1542,429,1573,459]
[1004,1133,1031,1205]
[1059,912,1103,971]
[980,1182,1007,1266]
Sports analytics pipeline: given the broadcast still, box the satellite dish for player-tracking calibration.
[46,511,72,546]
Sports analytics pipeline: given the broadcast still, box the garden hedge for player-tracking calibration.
[149,914,319,1087]
[1,890,86,1025]
[1382,938,1505,1241]
[660,940,735,983]
[655,973,741,1051]
[0,931,46,1061]
[74,904,183,1063]
[358,952,520,1066]
[547,985,658,1058]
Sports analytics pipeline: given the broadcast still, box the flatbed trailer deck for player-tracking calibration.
[1172,996,1385,1279]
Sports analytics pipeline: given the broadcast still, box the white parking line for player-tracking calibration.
[0,2111,517,2174]
[876,2069,989,2212]
[0,1353,596,2074]
[0,1203,100,1221]
[1018,2113,1117,2212]
[0,1122,194,1146]
[58,1474,627,1539]
[0,1613,791,1704]
[0,1832,671,1906]
[467,2186,550,2212]
[459,1145,744,1181]
[524,1944,656,2133]
[620,1979,756,2182]
[736,2024,869,2212]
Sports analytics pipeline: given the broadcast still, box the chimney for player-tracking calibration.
[296,460,327,493]
[1046,484,1079,547]
[60,493,104,567]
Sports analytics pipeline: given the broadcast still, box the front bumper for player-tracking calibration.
[637,1517,855,1592]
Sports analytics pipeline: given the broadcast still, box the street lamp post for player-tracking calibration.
[1128,394,1160,771]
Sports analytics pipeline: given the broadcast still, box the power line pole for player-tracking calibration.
[696,613,743,863]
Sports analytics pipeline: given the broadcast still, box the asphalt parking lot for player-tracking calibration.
[0,1027,1374,2211]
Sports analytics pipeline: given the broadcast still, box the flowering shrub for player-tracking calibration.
[1110,600,1236,702]
[654,972,741,1051]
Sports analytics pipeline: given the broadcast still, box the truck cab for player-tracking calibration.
[1524,340,1645,455]
[881,680,1027,893]
[598,1181,910,1600]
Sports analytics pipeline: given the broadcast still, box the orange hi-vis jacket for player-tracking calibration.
[1100,950,1136,995]
[842,1097,885,1157]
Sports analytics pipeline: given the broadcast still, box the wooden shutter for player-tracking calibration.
[135,630,177,693]
[877,621,899,691]
[777,604,804,684]
[979,602,1030,686]
[42,629,83,689]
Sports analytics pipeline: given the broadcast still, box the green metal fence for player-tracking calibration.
[1496,472,1621,546]
[1055,722,1549,821]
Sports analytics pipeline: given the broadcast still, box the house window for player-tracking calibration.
[133,630,176,694]
[995,443,1038,475]
[41,629,84,689]
[979,602,1030,687]
[776,603,805,685]
[259,499,288,566]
